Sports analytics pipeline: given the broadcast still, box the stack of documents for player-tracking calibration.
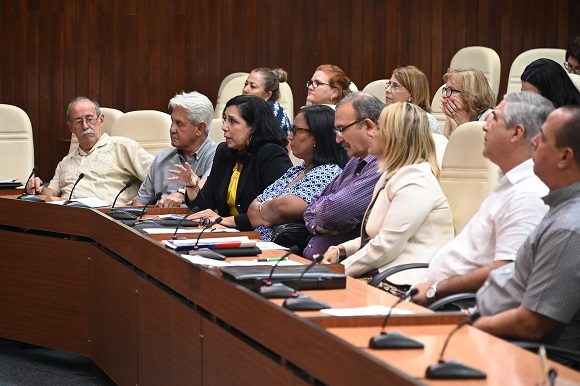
[163,236,256,250]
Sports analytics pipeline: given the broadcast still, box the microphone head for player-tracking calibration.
[124,181,133,189]
[149,192,162,204]
[32,166,38,174]
[78,173,85,179]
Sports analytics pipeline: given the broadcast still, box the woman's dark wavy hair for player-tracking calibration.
[296,105,348,168]
[223,95,288,159]
[521,58,580,108]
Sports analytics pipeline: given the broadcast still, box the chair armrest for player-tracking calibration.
[428,292,476,311]
[509,341,580,370]
[369,263,429,287]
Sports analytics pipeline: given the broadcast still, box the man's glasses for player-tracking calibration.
[306,79,332,89]
[70,115,99,127]
[334,118,366,137]
[290,126,311,136]
[564,61,580,75]
[385,80,406,92]
[442,86,462,97]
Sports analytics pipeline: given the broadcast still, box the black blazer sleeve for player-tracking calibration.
[189,142,292,231]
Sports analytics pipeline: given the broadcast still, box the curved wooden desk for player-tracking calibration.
[0,196,578,385]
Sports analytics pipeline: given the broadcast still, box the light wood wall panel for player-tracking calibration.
[1,0,578,177]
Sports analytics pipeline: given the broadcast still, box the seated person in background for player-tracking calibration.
[242,67,292,135]
[306,64,352,106]
[441,68,496,138]
[133,91,217,207]
[564,35,580,75]
[412,92,554,305]
[26,97,153,206]
[247,105,348,242]
[322,102,454,293]
[385,65,440,133]
[170,95,292,230]
[474,106,580,358]
[303,92,383,259]
[521,58,580,107]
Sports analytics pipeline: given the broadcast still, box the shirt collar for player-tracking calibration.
[77,133,109,156]
[543,180,580,208]
[502,158,534,186]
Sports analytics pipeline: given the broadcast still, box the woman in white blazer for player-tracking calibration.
[322,102,454,291]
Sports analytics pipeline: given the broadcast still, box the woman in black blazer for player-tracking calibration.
[172,95,292,230]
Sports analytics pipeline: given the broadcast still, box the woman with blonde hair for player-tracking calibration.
[441,68,495,137]
[385,65,440,133]
[306,64,352,105]
[322,102,454,292]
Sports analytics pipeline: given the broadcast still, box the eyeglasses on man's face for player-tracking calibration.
[564,61,580,75]
[442,86,462,98]
[70,115,99,128]
[385,80,406,92]
[306,79,332,89]
[334,117,366,137]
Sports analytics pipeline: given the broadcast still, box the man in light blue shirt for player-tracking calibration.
[134,91,217,207]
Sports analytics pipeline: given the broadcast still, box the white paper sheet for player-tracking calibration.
[319,305,415,317]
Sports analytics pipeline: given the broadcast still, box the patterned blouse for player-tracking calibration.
[268,100,292,136]
[256,163,343,241]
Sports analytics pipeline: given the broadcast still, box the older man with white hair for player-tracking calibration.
[134,91,218,207]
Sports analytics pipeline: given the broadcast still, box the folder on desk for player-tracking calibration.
[220,265,346,291]
[163,236,256,251]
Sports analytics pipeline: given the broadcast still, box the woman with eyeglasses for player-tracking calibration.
[440,68,495,138]
[306,64,352,105]
[170,95,292,230]
[242,67,293,136]
[521,58,580,108]
[385,65,440,133]
[321,102,454,293]
[247,105,348,246]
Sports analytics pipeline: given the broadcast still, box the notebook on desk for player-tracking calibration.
[220,265,347,291]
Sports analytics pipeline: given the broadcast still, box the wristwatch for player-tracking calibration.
[177,187,187,196]
[426,281,439,301]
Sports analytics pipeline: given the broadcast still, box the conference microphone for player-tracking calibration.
[425,310,486,379]
[18,166,44,202]
[137,192,162,220]
[63,173,90,207]
[172,206,199,239]
[258,246,300,298]
[192,216,223,248]
[368,288,424,349]
[282,254,330,311]
[107,182,136,220]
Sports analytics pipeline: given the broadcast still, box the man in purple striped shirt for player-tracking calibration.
[303,92,384,259]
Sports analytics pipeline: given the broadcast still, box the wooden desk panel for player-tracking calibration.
[327,324,580,385]
[90,248,139,386]
[202,320,298,386]
[0,229,90,355]
[138,275,203,386]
